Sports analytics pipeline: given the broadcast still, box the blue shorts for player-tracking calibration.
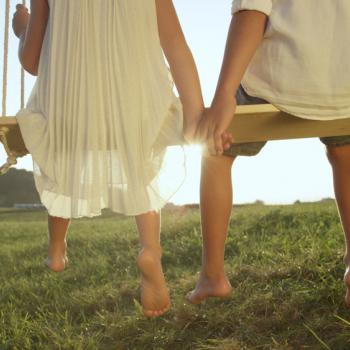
[224,86,350,157]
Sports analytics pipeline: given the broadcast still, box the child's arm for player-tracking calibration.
[201,10,268,155]
[12,0,49,76]
[156,0,204,142]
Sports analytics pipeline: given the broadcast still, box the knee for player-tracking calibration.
[326,144,350,167]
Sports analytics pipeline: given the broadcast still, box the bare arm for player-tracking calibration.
[13,0,49,76]
[155,0,204,141]
[213,10,267,103]
[200,10,268,155]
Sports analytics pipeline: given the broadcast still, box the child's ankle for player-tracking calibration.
[140,246,162,258]
[200,268,227,281]
[48,238,67,246]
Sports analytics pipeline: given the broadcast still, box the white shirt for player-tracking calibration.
[232,0,350,120]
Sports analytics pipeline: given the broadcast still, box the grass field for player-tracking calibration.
[1,202,350,350]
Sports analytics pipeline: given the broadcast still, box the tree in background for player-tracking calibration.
[0,169,40,207]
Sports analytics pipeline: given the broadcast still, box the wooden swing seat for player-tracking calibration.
[228,104,350,143]
[0,116,28,174]
[1,105,350,174]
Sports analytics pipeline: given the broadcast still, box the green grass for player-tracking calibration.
[1,202,350,349]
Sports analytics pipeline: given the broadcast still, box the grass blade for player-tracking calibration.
[304,323,331,350]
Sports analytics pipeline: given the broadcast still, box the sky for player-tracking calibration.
[0,0,336,205]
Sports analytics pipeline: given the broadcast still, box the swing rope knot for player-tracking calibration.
[0,155,17,175]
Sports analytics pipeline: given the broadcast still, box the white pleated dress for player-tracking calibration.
[16,0,185,218]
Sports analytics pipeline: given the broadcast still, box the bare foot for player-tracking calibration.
[45,240,68,272]
[186,272,232,305]
[137,249,171,317]
[344,266,350,307]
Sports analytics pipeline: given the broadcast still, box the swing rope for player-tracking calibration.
[2,0,26,117]
[2,0,10,117]
[20,0,26,109]
[0,0,27,174]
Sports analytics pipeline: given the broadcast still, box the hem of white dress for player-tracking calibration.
[25,96,185,219]
[40,195,166,219]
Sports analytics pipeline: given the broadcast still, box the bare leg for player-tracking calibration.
[46,215,70,272]
[187,155,234,304]
[135,211,170,317]
[326,144,350,306]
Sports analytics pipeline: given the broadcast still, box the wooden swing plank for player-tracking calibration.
[0,117,28,156]
[1,105,350,162]
[229,104,350,143]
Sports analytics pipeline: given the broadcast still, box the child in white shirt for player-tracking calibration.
[188,0,350,307]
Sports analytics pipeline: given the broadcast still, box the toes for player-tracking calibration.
[143,310,155,318]
[162,303,171,313]
[185,291,203,305]
[45,257,67,272]
[345,297,350,308]
[185,291,192,300]
[143,305,170,318]
[185,291,195,302]
[345,290,350,308]
[343,269,350,307]
[46,263,65,273]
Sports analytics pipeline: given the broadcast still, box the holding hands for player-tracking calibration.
[194,94,236,156]
[12,4,29,38]
[188,10,270,156]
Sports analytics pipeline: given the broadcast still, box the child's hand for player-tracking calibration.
[197,94,236,156]
[12,4,29,38]
[196,109,234,156]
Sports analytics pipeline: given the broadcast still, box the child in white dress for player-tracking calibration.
[12,0,204,317]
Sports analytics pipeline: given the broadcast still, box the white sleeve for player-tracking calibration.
[232,0,273,16]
